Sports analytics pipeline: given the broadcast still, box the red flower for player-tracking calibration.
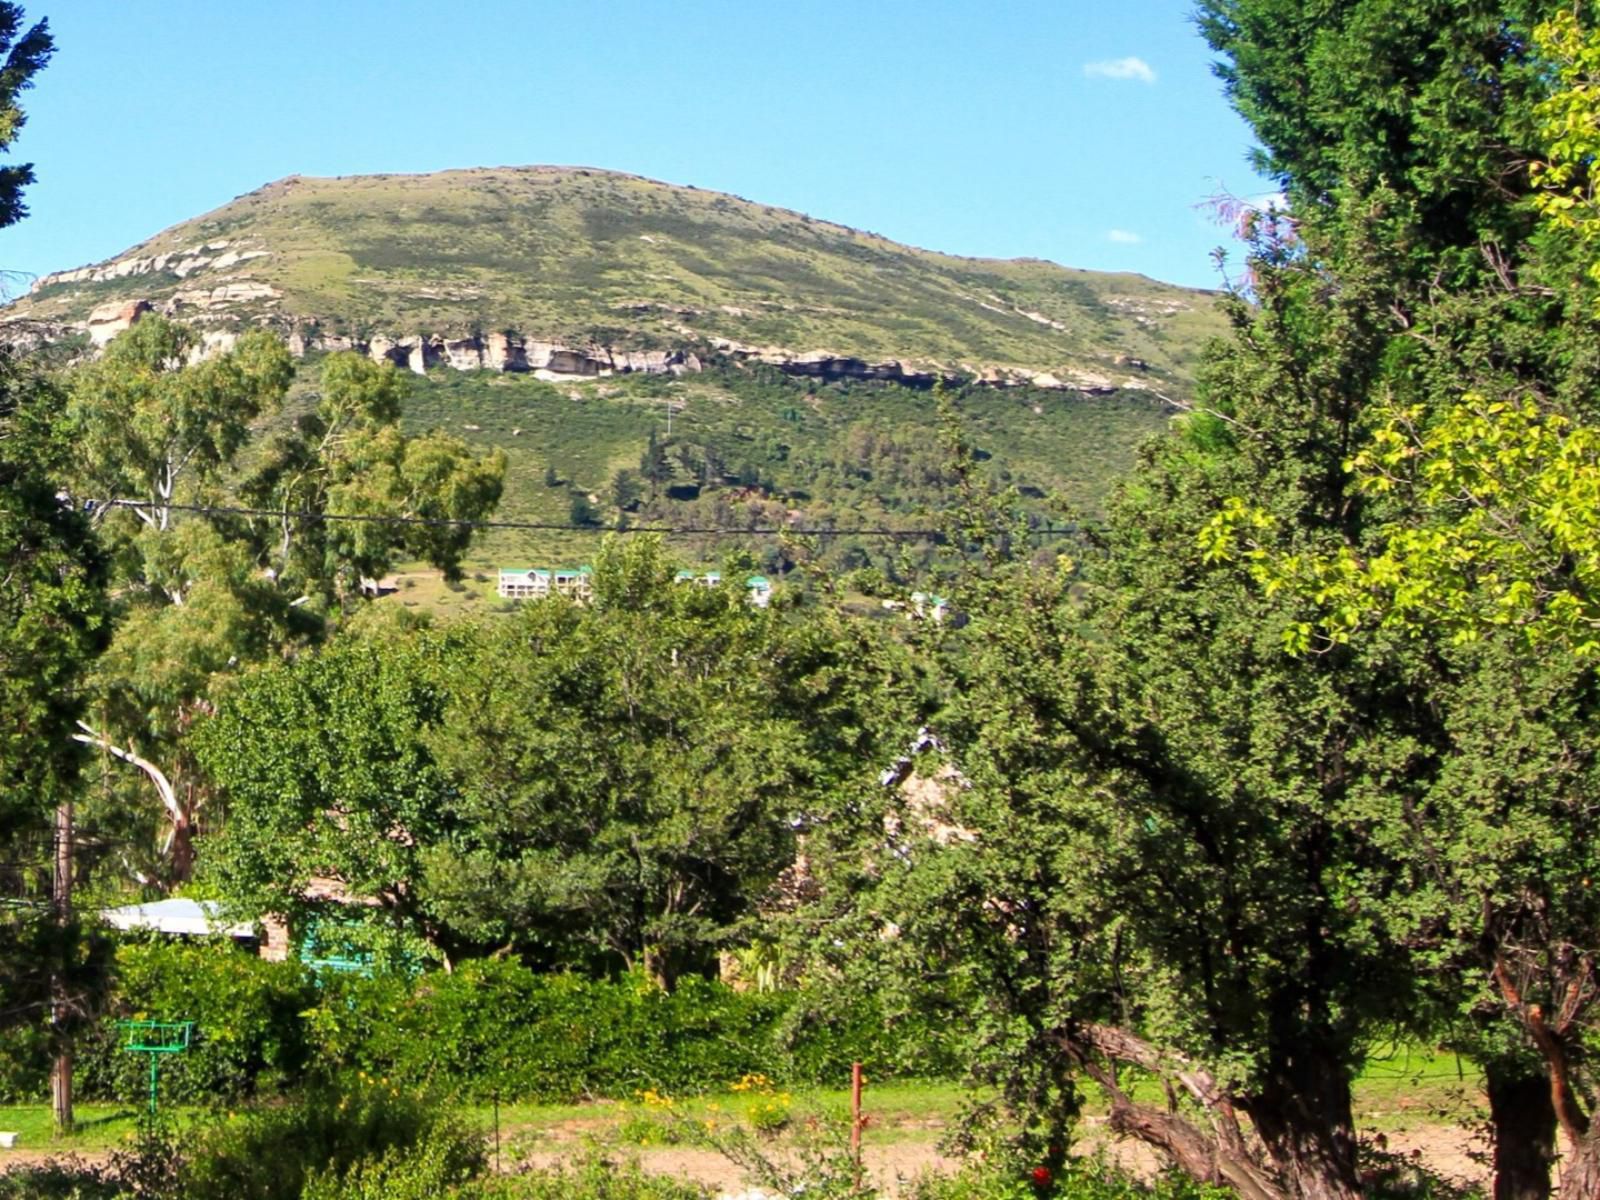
[1032,1166,1053,1186]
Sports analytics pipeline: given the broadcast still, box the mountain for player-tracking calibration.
[3,165,1223,395]
[3,167,1230,589]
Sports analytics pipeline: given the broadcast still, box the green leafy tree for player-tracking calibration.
[197,538,900,984]
[240,351,505,597]
[1194,17,1600,1195]
[0,3,51,229]
[0,4,112,1135]
[64,321,503,882]
[1196,0,1554,277]
[809,255,1427,1200]
[610,467,643,512]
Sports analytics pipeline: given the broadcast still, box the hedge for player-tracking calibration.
[0,939,956,1104]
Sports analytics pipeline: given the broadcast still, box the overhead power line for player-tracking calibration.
[88,498,1103,540]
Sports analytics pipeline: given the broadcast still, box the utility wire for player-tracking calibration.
[89,498,1104,540]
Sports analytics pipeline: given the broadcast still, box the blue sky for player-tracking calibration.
[0,1,1275,292]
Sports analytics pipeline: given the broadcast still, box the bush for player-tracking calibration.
[467,1157,708,1199]
[0,1159,121,1200]
[309,962,793,1102]
[179,1081,483,1200]
[773,983,960,1085]
[907,1161,1236,1200]
[76,939,318,1105]
[8,939,953,1105]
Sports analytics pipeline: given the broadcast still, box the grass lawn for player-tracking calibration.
[0,1052,1486,1159]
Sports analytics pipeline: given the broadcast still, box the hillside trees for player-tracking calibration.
[196,537,905,985]
[64,321,505,882]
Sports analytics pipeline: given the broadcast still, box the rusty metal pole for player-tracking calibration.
[850,1061,863,1190]
[51,799,74,1135]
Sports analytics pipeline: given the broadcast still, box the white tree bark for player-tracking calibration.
[70,722,184,829]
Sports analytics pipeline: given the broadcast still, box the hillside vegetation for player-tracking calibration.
[7,166,1224,392]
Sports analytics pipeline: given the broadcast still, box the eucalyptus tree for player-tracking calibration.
[65,319,504,882]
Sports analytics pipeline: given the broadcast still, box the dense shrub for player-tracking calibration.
[306,962,956,1101]
[75,939,318,1105]
[179,1081,483,1200]
[309,961,792,1101]
[0,939,953,1104]
[0,1159,121,1200]
[466,1159,709,1199]
[0,1021,50,1103]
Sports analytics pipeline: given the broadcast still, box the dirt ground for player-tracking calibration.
[0,1120,1492,1197]
[505,1117,1491,1197]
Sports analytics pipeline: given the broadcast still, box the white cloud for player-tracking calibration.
[1084,56,1156,84]
[1107,229,1142,245]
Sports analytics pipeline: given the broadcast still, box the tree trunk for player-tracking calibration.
[1247,1050,1363,1200]
[643,945,674,992]
[1563,1130,1600,1200]
[1486,1059,1556,1200]
[168,811,195,883]
[51,799,74,1135]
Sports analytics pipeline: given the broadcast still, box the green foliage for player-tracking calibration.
[0,4,54,228]
[304,960,950,1101]
[177,1081,483,1200]
[908,1161,1234,1200]
[1197,0,1552,274]
[309,962,788,1101]
[0,357,106,827]
[199,536,907,981]
[466,1157,708,1200]
[0,936,952,1103]
[299,1127,484,1200]
[394,363,1164,579]
[241,351,505,593]
[0,1160,122,1200]
[74,940,317,1105]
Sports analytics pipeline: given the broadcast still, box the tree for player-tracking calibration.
[1194,16,1600,1195]
[1196,0,1554,279]
[239,351,506,597]
[197,538,900,986]
[63,321,504,882]
[0,355,109,1137]
[0,3,51,229]
[0,5,113,1136]
[610,467,643,513]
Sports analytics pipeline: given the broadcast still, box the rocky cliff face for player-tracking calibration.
[9,298,1136,394]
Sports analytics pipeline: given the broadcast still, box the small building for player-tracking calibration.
[498,566,594,601]
[498,567,551,599]
[551,566,593,600]
[676,570,773,608]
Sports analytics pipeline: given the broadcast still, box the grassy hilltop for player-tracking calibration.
[11,165,1224,389]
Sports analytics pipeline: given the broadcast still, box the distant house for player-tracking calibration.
[675,569,774,608]
[498,567,551,599]
[552,566,593,599]
[498,565,594,601]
